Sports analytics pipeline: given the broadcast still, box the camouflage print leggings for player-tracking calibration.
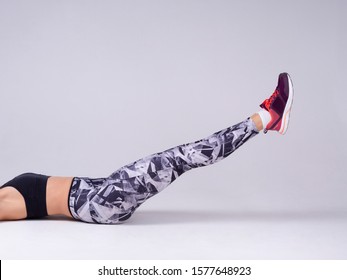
[68,118,259,224]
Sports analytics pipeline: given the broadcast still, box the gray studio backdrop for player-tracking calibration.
[0,0,346,259]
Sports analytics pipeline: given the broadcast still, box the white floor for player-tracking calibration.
[2,205,347,260]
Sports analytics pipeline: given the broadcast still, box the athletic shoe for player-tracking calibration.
[260,72,294,134]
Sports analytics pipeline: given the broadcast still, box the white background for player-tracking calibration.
[0,0,346,259]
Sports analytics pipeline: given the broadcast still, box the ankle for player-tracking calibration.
[250,113,264,131]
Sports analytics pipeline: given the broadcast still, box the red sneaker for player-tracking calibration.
[260,73,294,134]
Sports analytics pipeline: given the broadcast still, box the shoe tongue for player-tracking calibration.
[260,99,270,111]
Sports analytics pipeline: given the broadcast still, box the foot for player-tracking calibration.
[260,72,294,134]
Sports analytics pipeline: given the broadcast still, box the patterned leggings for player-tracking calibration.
[68,118,259,224]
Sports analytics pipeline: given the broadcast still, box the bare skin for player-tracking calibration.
[0,113,264,221]
[0,176,73,220]
[250,113,263,131]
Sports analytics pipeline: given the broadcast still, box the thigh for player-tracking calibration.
[0,187,27,220]
[69,171,178,224]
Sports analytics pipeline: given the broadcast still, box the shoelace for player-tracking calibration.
[263,88,279,110]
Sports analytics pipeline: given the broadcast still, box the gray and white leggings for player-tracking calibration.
[68,118,259,224]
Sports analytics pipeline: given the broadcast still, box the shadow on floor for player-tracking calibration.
[1,210,346,226]
[127,209,347,225]
[0,215,75,224]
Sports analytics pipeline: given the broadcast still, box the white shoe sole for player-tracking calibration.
[279,73,294,135]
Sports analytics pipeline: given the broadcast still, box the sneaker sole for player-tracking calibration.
[279,73,294,134]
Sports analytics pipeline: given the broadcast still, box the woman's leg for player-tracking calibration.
[109,117,258,182]
[109,118,259,182]
[69,117,259,224]
[69,73,293,224]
